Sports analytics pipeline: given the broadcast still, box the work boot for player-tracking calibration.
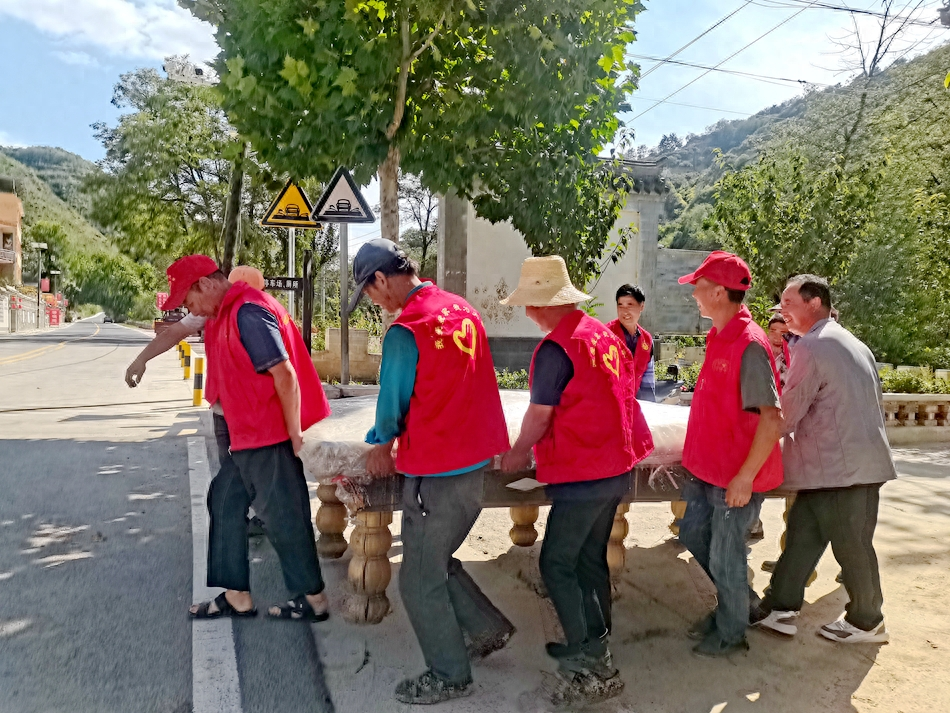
[394,670,473,705]
[467,622,516,662]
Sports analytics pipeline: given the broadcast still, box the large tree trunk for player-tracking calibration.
[379,144,401,243]
[220,143,246,274]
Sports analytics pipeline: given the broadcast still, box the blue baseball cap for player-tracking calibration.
[348,238,406,313]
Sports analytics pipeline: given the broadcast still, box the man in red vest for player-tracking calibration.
[350,239,514,706]
[676,251,784,657]
[606,284,655,401]
[162,255,332,623]
[500,256,654,698]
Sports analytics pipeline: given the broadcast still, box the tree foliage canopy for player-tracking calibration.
[184,0,643,285]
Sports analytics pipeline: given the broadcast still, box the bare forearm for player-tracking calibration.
[511,404,555,456]
[271,363,302,440]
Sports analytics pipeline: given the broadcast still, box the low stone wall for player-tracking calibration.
[679,391,950,445]
[312,328,381,383]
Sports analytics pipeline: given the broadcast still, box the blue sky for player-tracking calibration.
[1,0,947,248]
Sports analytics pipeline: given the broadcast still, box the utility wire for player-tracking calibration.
[639,1,756,81]
[749,0,946,28]
[629,53,832,87]
[630,1,823,121]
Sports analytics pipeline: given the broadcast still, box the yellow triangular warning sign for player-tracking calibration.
[261,180,318,228]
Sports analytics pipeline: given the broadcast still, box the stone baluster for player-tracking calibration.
[881,400,899,425]
[314,484,349,559]
[921,403,941,428]
[607,504,630,582]
[897,401,919,427]
[669,500,687,536]
[509,505,540,547]
[343,511,393,624]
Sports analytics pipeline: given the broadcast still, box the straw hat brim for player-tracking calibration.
[500,284,591,307]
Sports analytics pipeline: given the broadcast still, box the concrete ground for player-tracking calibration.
[309,446,950,713]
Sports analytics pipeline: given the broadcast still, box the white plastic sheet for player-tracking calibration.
[299,391,689,485]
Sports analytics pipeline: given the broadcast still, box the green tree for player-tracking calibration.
[86,67,281,273]
[67,252,162,321]
[182,0,641,286]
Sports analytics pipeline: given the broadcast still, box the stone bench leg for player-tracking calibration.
[669,500,687,536]
[343,511,393,624]
[608,503,630,582]
[315,484,348,559]
[509,505,539,547]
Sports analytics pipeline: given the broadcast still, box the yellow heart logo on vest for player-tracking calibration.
[453,318,477,358]
[602,344,620,377]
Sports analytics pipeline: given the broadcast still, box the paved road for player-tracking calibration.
[0,319,333,713]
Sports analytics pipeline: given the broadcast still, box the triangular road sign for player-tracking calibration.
[313,167,375,224]
[261,179,318,228]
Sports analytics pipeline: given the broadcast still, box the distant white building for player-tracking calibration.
[436,160,710,370]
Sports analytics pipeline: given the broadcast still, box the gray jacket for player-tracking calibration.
[781,319,897,490]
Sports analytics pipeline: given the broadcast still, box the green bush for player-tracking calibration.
[878,368,950,394]
[496,368,529,390]
[680,362,703,392]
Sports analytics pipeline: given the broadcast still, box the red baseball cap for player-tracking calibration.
[678,251,752,291]
[162,255,219,310]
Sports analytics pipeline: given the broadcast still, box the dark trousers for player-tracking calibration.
[762,484,884,631]
[206,419,323,598]
[678,476,763,645]
[540,494,621,651]
[399,466,513,685]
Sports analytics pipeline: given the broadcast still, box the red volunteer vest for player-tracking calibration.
[682,305,783,492]
[392,284,509,475]
[205,282,330,451]
[530,311,654,485]
[606,319,654,394]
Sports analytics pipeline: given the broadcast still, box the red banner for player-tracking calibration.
[41,278,50,293]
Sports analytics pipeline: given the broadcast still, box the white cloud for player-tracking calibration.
[53,50,99,66]
[0,130,26,148]
[0,0,219,62]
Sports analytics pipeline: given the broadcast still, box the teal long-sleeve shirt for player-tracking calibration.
[364,283,489,477]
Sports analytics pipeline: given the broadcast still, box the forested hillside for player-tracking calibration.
[645,41,950,365]
[2,146,95,214]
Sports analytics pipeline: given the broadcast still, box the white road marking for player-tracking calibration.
[189,436,243,713]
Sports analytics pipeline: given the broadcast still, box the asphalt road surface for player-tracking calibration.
[0,318,334,713]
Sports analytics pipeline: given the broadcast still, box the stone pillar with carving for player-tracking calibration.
[607,503,630,581]
[314,483,348,559]
[509,505,540,547]
[343,511,393,624]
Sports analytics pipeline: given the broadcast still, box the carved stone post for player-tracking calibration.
[314,483,348,559]
[608,503,630,581]
[669,500,687,536]
[509,505,540,547]
[344,511,393,624]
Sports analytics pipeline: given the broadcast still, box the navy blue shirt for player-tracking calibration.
[237,304,287,373]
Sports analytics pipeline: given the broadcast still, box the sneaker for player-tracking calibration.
[692,632,750,658]
[819,616,889,644]
[761,560,777,573]
[755,610,799,637]
[467,623,516,662]
[747,518,765,541]
[394,670,473,705]
[687,612,716,641]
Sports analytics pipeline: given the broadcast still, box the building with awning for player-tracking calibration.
[0,176,24,286]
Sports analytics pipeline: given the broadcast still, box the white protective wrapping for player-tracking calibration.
[299,391,689,486]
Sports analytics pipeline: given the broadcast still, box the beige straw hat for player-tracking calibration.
[500,256,591,307]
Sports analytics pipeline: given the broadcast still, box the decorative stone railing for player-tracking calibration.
[679,391,950,444]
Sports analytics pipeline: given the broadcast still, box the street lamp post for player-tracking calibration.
[34,242,47,328]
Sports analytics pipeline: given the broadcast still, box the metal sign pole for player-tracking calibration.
[340,223,349,385]
[288,227,296,322]
[302,249,313,354]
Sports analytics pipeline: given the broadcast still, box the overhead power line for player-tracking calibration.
[628,53,832,87]
[749,0,947,28]
[639,1,756,81]
[630,1,824,121]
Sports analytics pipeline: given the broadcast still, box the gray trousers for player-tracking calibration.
[762,484,884,631]
[399,466,513,685]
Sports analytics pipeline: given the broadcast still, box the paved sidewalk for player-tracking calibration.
[304,445,950,713]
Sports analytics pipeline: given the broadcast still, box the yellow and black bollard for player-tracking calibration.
[193,356,204,406]
[183,343,192,380]
[178,341,185,367]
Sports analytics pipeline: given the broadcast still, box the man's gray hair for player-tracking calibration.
[787,274,832,310]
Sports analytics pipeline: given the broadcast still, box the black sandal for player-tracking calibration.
[268,594,329,622]
[190,592,257,619]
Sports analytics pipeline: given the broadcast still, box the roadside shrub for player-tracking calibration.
[680,362,703,392]
[496,368,529,390]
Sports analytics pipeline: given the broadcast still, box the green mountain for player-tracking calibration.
[1,146,96,214]
[0,149,112,280]
[639,42,950,251]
